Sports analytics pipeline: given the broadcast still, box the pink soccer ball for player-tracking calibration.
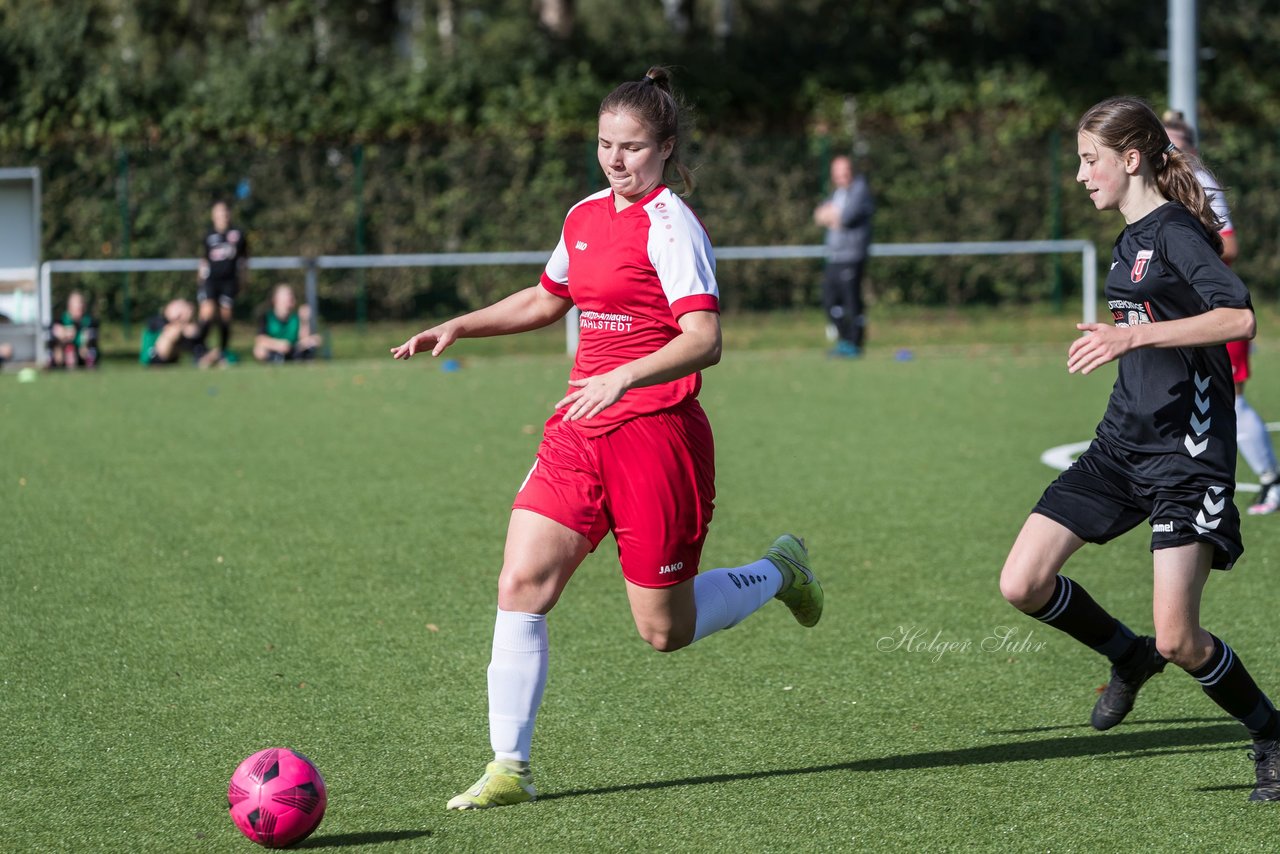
[227,747,327,848]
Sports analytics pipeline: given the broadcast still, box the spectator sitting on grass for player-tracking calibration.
[48,290,99,369]
[140,299,213,367]
[254,285,322,363]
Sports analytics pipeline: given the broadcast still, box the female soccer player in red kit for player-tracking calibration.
[392,67,824,810]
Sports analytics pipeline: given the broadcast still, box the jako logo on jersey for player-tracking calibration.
[659,561,684,575]
[1152,521,1175,533]
[574,240,588,251]
[1131,249,1155,283]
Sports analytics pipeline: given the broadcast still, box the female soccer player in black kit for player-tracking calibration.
[197,200,248,362]
[999,97,1280,801]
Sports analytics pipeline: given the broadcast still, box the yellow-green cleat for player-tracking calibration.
[446,761,536,811]
[766,534,823,627]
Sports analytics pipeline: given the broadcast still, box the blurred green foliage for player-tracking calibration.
[3,0,1279,321]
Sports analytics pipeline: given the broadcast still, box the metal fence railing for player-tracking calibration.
[35,239,1097,364]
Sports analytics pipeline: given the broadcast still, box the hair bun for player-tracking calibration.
[643,66,671,90]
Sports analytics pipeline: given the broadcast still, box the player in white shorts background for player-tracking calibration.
[1164,110,1279,515]
[392,66,824,811]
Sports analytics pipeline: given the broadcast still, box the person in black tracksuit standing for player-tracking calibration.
[197,200,248,362]
[999,96,1280,801]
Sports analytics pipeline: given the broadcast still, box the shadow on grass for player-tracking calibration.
[989,716,1227,735]
[296,830,432,848]
[539,721,1244,803]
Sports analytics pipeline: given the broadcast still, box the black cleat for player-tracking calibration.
[1090,636,1166,731]
[1249,739,1280,801]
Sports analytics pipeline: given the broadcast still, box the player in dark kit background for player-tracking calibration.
[999,97,1280,802]
[1163,110,1280,515]
[197,200,248,363]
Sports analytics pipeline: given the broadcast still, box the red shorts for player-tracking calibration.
[512,401,716,588]
[1227,340,1250,384]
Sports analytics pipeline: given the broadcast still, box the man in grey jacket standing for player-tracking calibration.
[814,155,874,357]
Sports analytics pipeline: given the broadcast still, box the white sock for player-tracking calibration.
[1236,395,1278,482]
[487,609,548,764]
[691,559,785,643]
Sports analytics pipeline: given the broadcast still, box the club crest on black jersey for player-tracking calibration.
[1130,249,1154,283]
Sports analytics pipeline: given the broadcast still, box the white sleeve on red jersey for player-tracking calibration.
[539,231,571,299]
[540,189,611,299]
[644,189,719,318]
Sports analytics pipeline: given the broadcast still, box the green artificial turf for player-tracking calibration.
[4,331,1280,852]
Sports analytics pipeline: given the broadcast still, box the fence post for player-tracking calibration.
[354,144,367,329]
[1082,242,1098,326]
[817,135,832,193]
[584,139,596,194]
[1049,128,1064,313]
[117,148,132,337]
[305,258,319,329]
[566,307,579,355]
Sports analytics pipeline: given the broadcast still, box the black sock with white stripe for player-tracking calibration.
[1028,575,1142,665]
[1188,634,1280,742]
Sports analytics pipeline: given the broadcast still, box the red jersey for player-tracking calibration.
[540,185,720,437]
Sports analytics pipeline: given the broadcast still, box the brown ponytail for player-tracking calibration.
[1158,149,1225,255]
[1078,96,1223,255]
[599,66,696,195]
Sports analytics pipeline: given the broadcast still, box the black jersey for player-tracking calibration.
[203,226,248,281]
[1095,202,1251,482]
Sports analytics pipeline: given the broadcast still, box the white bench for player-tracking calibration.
[0,271,40,364]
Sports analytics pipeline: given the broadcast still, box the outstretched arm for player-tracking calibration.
[391,284,573,359]
[1068,307,1255,375]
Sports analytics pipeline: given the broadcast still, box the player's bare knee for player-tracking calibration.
[1156,639,1194,668]
[1155,632,1201,669]
[495,568,554,614]
[639,623,693,653]
[999,566,1053,613]
[646,634,691,653]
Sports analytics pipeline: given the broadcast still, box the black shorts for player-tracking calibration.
[145,333,204,366]
[265,344,318,363]
[1033,439,1243,570]
[198,277,239,308]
